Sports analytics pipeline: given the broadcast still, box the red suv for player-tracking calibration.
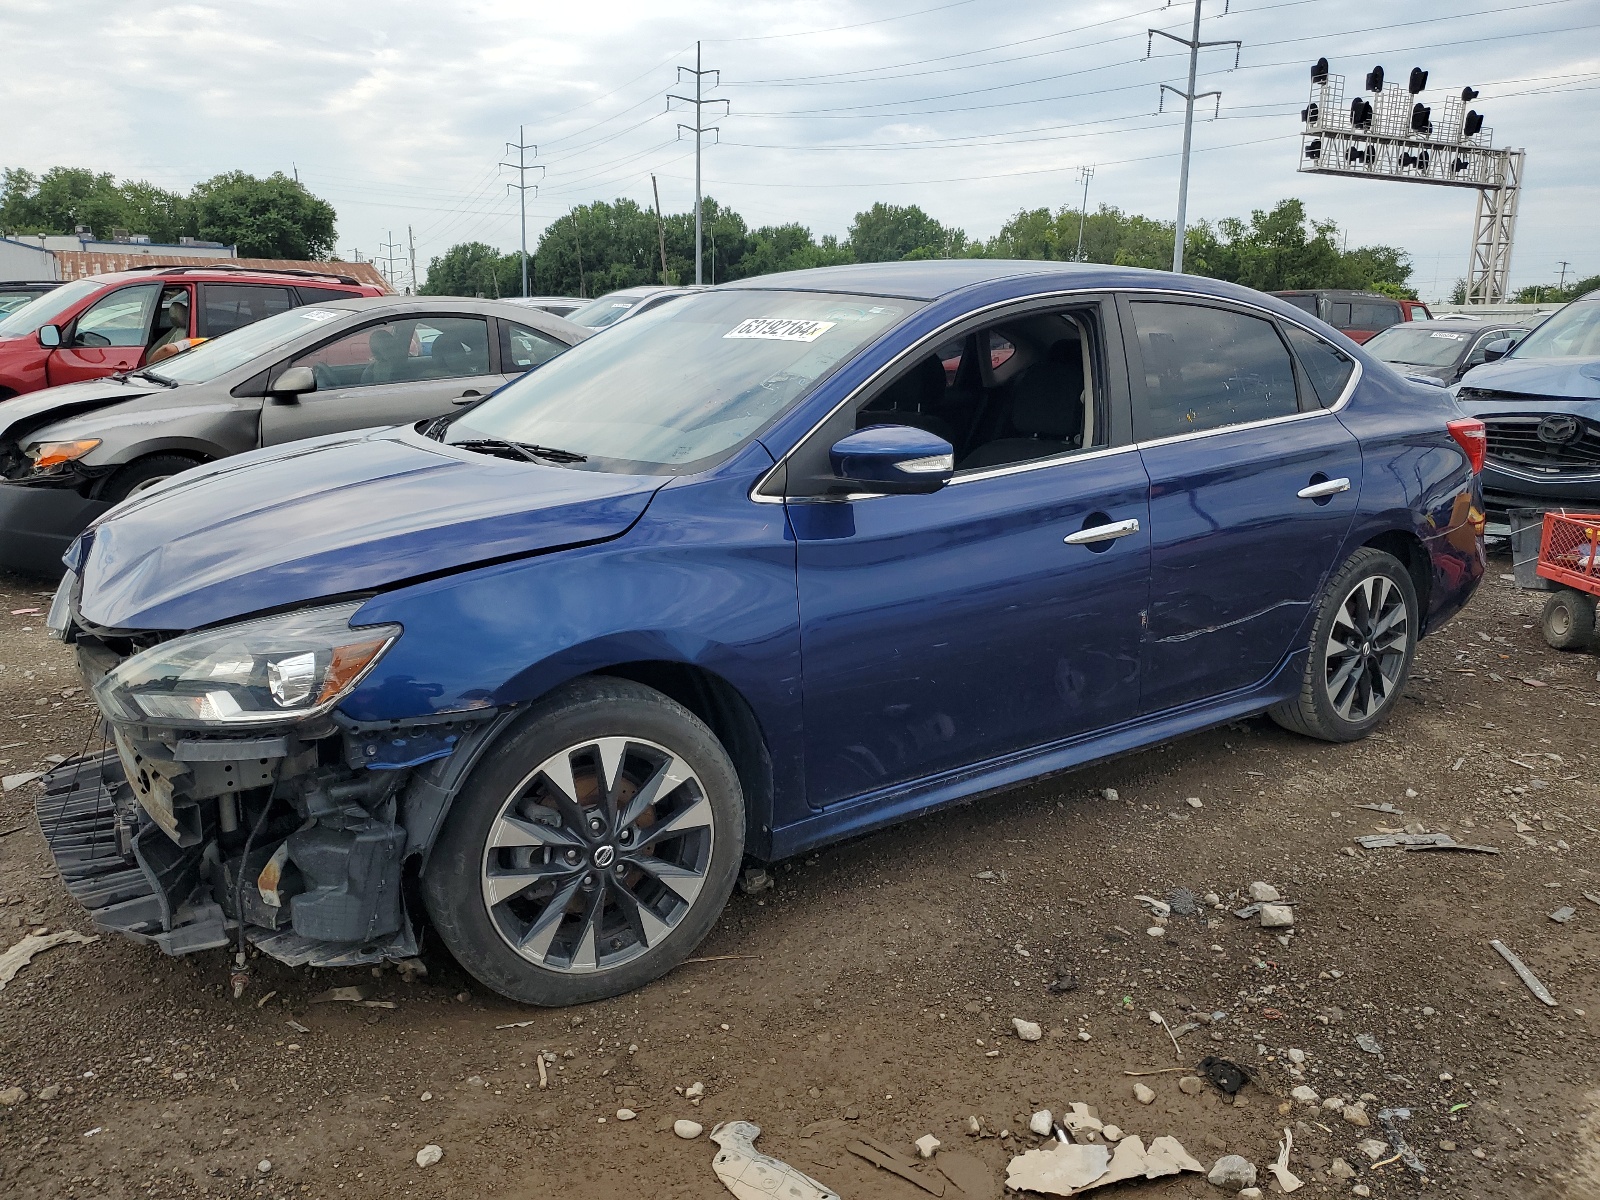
[1269,289,1431,344]
[0,266,385,398]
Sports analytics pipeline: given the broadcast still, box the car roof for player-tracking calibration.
[83,267,378,289]
[279,295,589,338]
[1379,319,1528,332]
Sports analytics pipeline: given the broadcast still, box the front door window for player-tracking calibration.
[71,283,161,348]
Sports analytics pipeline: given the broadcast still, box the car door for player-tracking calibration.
[497,318,570,382]
[46,282,163,386]
[783,297,1152,809]
[1120,295,1363,714]
[260,314,502,445]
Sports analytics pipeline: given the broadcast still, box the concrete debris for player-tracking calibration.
[1030,1110,1054,1136]
[686,1082,705,1099]
[1357,1138,1389,1161]
[1013,1018,1043,1042]
[616,1108,637,1121]
[1259,904,1295,929]
[915,1134,941,1159]
[1178,1075,1205,1096]
[847,1135,945,1195]
[1267,1128,1304,1193]
[1206,1154,1256,1189]
[1248,882,1280,902]
[0,1086,26,1106]
[1550,907,1576,924]
[1102,788,1120,802]
[1238,1190,1263,1200]
[415,1145,443,1168]
[1355,832,1500,853]
[1144,1137,1205,1179]
[2,772,43,792]
[1006,1142,1110,1194]
[1134,1083,1156,1105]
[675,1120,704,1139]
[1290,1085,1319,1105]
[1343,1102,1371,1128]
[1101,1125,1124,1141]
[1490,939,1558,1006]
[1185,797,1203,808]
[1134,895,1172,917]
[1329,1157,1357,1179]
[1354,1033,1383,1056]
[0,929,98,991]
[713,1122,841,1200]
[1059,1103,1104,1135]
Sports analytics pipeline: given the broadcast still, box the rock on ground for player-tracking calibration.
[1207,1154,1257,1189]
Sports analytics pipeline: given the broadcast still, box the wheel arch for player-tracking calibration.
[1362,528,1431,620]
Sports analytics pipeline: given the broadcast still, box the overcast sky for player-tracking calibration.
[3,0,1596,299]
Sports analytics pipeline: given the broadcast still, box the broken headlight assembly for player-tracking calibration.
[93,602,400,728]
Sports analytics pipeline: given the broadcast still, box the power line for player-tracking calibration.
[669,42,727,285]
[501,126,543,298]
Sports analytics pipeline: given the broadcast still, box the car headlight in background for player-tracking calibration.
[93,602,400,728]
[29,438,101,470]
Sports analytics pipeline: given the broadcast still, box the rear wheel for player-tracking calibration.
[422,677,744,1005]
[1541,588,1598,651]
[100,454,204,504]
[1271,548,1418,742]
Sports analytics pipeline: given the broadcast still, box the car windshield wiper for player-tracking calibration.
[449,438,587,464]
[132,369,178,388]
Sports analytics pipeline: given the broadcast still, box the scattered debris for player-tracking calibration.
[1134,895,1172,917]
[1354,802,1404,815]
[1290,1085,1319,1105]
[1178,1076,1205,1096]
[1490,939,1557,1006]
[286,1020,310,1034]
[1329,1157,1356,1179]
[1030,1110,1054,1136]
[617,1108,637,1121]
[537,1057,548,1089]
[713,1121,840,1200]
[1184,797,1203,809]
[1047,971,1080,995]
[1232,904,1262,920]
[0,1086,26,1106]
[1013,1017,1043,1042]
[1102,788,1120,802]
[1267,1128,1304,1193]
[1259,904,1295,929]
[1059,1103,1104,1135]
[1167,888,1198,916]
[1248,882,1281,902]
[496,1019,538,1029]
[311,986,368,1004]
[1550,906,1576,924]
[915,1134,941,1159]
[415,1145,443,1168]
[1006,1142,1108,1195]
[1376,1108,1428,1177]
[1583,892,1600,909]
[737,867,774,896]
[1357,1137,1389,1161]
[1355,1033,1383,1056]
[847,1136,945,1195]
[1,771,43,792]
[1133,1083,1156,1105]
[1197,1056,1248,1096]
[395,957,428,982]
[1207,1154,1257,1190]
[675,1119,704,1139]
[1355,832,1500,853]
[0,929,98,991]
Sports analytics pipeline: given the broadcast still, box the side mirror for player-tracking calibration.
[1481,338,1514,363]
[269,365,317,399]
[828,425,954,495]
[37,324,60,349]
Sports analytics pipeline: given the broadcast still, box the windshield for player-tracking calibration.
[446,289,919,472]
[152,305,354,384]
[569,295,643,328]
[0,277,102,338]
[1510,299,1600,359]
[1365,325,1472,367]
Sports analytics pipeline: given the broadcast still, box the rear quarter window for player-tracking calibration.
[1283,324,1356,407]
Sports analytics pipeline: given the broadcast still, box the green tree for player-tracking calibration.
[190,171,337,259]
[420,241,519,296]
[0,166,191,242]
[847,202,970,262]
[1514,274,1600,304]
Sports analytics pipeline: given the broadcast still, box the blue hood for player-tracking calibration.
[1458,355,1600,400]
[74,426,666,631]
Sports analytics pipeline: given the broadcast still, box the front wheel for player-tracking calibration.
[422,677,745,1005]
[1270,547,1419,742]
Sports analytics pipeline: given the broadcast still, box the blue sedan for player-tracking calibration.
[42,261,1485,1005]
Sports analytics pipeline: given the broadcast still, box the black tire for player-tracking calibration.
[1541,588,1598,652]
[100,454,204,505]
[421,677,745,1006]
[1270,547,1419,742]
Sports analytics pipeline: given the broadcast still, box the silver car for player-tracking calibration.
[0,296,587,574]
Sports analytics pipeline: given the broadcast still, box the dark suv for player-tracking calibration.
[1455,289,1600,520]
[0,265,384,398]
[1270,289,1431,343]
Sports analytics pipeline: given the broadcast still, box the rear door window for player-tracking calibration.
[1350,301,1402,332]
[296,285,357,304]
[1330,301,1354,327]
[1283,324,1356,407]
[1126,300,1300,440]
[199,285,295,337]
[293,316,491,388]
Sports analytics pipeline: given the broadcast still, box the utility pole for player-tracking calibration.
[669,42,728,285]
[1074,165,1095,262]
[1557,260,1571,290]
[407,225,417,295]
[1149,1,1240,273]
[651,175,670,284]
[378,231,404,292]
[571,213,587,299]
[502,126,543,298]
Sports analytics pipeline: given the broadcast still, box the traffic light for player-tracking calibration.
[1304,139,1323,161]
[1365,65,1385,91]
[1301,102,1320,124]
[1408,67,1429,94]
[1451,157,1471,173]
[1463,110,1484,137]
[1347,146,1368,164]
[1399,150,1430,170]
[1311,57,1329,84]
[1350,98,1374,129]
[1410,103,1432,134]
[1461,86,1479,102]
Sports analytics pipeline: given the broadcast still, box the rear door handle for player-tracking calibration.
[1064,518,1141,545]
[1297,477,1351,499]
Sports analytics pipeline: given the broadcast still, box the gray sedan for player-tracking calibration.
[0,296,587,574]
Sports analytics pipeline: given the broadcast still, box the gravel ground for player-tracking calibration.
[0,550,1596,1200]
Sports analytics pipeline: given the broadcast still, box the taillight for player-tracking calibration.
[1448,417,1486,474]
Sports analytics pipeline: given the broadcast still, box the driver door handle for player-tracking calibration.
[1064,518,1141,545]
[1297,477,1351,499]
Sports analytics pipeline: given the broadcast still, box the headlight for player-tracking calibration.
[30,438,101,469]
[93,602,400,728]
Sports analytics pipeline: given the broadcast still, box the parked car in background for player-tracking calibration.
[567,285,704,329]
[0,280,63,317]
[1365,318,1531,386]
[0,265,386,398]
[0,296,586,574]
[504,296,586,319]
[39,260,1483,1005]
[1455,287,1600,520]
[1270,289,1431,343]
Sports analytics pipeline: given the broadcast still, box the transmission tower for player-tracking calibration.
[669,42,728,286]
[502,126,543,298]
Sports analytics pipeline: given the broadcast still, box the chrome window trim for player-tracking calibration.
[750,285,1363,505]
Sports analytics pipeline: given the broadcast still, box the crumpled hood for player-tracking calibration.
[0,376,162,443]
[74,425,667,631]
[1458,356,1600,400]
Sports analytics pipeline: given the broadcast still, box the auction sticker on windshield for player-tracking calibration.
[725,317,836,342]
[1429,331,1467,339]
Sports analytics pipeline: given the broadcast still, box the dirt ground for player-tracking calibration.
[1,548,1596,1200]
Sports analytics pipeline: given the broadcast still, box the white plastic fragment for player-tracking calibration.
[1267,1127,1304,1193]
[915,1134,940,1159]
[1490,939,1557,1006]
[710,1121,840,1200]
[0,929,98,991]
[1005,1142,1111,1195]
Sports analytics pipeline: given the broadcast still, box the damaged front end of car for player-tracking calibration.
[37,578,514,969]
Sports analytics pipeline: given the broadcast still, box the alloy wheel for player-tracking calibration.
[479,736,715,973]
[1323,574,1409,722]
